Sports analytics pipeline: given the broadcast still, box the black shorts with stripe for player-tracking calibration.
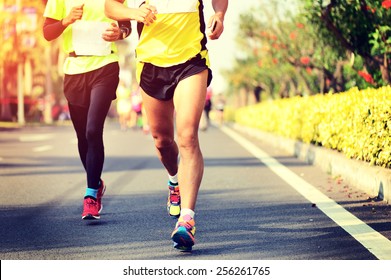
[139,54,212,101]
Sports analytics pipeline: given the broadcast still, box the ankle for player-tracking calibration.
[180,208,195,219]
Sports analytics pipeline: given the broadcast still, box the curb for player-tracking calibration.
[0,121,73,131]
[230,123,391,204]
[0,122,20,131]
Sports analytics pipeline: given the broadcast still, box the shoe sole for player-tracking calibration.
[173,243,192,252]
[82,214,100,220]
[172,227,194,251]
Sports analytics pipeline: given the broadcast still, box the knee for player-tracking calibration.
[177,129,198,150]
[86,126,103,143]
[152,132,174,151]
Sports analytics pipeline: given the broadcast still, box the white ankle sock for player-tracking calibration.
[168,173,178,184]
[181,208,195,219]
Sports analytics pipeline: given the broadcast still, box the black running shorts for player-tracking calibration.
[64,62,119,107]
[139,54,213,101]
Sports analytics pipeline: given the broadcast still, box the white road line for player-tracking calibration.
[19,134,54,142]
[221,126,391,260]
[33,145,53,152]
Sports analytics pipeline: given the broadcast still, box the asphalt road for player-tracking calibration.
[1,120,391,260]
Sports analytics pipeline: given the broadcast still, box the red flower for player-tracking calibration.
[382,0,391,9]
[300,56,310,65]
[358,70,375,84]
[289,31,297,40]
[296,23,305,28]
[366,5,376,13]
[260,31,269,37]
[272,43,280,50]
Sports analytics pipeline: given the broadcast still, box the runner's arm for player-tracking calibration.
[208,0,228,40]
[43,4,84,41]
[105,0,157,25]
[43,17,66,41]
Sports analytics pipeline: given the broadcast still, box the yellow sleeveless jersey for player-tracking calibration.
[44,0,120,75]
[135,0,210,67]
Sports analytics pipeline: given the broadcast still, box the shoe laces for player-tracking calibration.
[169,187,180,203]
[177,215,194,230]
[85,197,98,208]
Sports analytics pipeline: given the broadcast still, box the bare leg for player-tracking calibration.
[173,70,208,210]
[140,91,179,177]
[141,70,208,211]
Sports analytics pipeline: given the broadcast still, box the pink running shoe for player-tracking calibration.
[97,179,106,213]
[82,197,100,220]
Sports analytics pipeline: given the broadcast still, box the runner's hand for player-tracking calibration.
[62,4,84,27]
[207,15,224,40]
[102,22,121,41]
[132,4,157,26]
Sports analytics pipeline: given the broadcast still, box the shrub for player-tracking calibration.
[234,86,391,168]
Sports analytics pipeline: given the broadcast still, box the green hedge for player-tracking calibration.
[234,86,391,168]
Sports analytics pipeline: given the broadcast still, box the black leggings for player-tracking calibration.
[68,86,114,190]
[65,63,119,190]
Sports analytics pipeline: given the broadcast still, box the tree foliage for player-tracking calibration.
[1,0,47,66]
[0,0,59,121]
[224,0,391,104]
[304,0,391,86]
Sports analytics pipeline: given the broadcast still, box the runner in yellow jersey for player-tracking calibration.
[43,0,151,220]
[105,0,228,251]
